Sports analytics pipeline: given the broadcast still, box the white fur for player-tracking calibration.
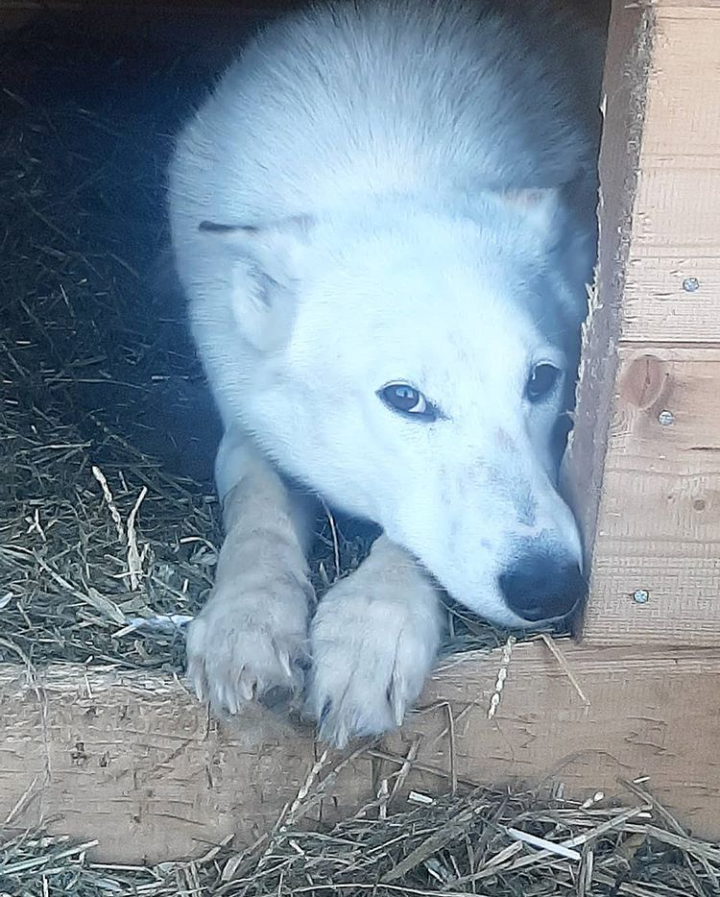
[168,0,604,745]
[309,535,443,748]
[187,435,315,711]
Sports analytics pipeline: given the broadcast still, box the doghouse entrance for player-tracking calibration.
[2,0,720,875]
[1,0,603,690]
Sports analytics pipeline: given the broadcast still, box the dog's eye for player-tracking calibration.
[379,383,437,421]
[526,363,560,403]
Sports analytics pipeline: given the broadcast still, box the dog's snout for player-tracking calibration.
[499,549,586,623]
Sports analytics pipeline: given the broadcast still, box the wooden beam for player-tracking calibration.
[3,643,720,863]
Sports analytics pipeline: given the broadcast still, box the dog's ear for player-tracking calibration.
[497,187,563,242]
[198,215,314,351]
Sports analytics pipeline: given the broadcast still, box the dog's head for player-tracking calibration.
[200,188,592,627]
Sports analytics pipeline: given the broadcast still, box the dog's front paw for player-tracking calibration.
[307,572,442,748]
[186,570,313,714]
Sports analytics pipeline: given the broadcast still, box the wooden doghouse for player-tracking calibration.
[2,0,719,863]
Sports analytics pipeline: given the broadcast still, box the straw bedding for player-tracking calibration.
[3,771,718,896]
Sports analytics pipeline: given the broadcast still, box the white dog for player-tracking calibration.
[168,0,605,747]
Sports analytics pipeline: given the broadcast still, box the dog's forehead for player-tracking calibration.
[381,287,539,369]
[328,244,541,330]
[302,285,539,400]
[298,218,554,379]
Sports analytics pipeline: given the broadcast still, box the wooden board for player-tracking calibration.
[584,347,720,644]
[622,3,720,345]
[566,0,720,647]
[3,642,720,863]
[561,0,651,559]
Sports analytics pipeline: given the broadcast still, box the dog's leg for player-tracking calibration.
[186,426,316,712]
[308,534,444,748]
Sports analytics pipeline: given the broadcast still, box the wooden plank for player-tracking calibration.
[582,346,720,645]
[3,643,720,862]
[649,0,720,14]
[619,4,720,343]
[640,6,720,162]
[575,1,720,646]
[561,0,652,561]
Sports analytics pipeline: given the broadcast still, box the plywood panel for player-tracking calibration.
[620,4,720,343]
[3,645,720,862]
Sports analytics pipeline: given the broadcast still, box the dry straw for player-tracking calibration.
[2,768,718,896]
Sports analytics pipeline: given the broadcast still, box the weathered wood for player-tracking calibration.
[3,643,720,863]
[585,347,720,644]
[575,0,720,646]
[621,4,720,344]
[561,0,651,562]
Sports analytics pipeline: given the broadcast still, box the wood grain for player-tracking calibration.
[3,644,720,862]
[620,5,720,343]
[579,1,720,646]
[583,347,720,644]
[561,0,652,561]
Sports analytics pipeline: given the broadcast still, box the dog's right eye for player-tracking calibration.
[378,383,438,421]
[526,363,560,403]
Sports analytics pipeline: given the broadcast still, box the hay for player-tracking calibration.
[0,13,224,673]
[0,10,523,678]
[2,771,718,896]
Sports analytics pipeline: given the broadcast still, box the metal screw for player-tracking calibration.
[683,276,700,293]
[633,589,649,604]
[658,410,675,426]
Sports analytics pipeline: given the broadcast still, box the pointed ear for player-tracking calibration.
[198,215,313,287]
[198,215,313,351]
[496,187,564,245]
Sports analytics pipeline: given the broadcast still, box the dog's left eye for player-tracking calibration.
[379,383,437,421]
[526,363,561,403]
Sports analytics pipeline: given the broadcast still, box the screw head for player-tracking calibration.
[658,410,675,426]
[633,589,650,604]
[683,276,700,293]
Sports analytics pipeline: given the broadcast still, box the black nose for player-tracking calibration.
[499,551,586,623]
